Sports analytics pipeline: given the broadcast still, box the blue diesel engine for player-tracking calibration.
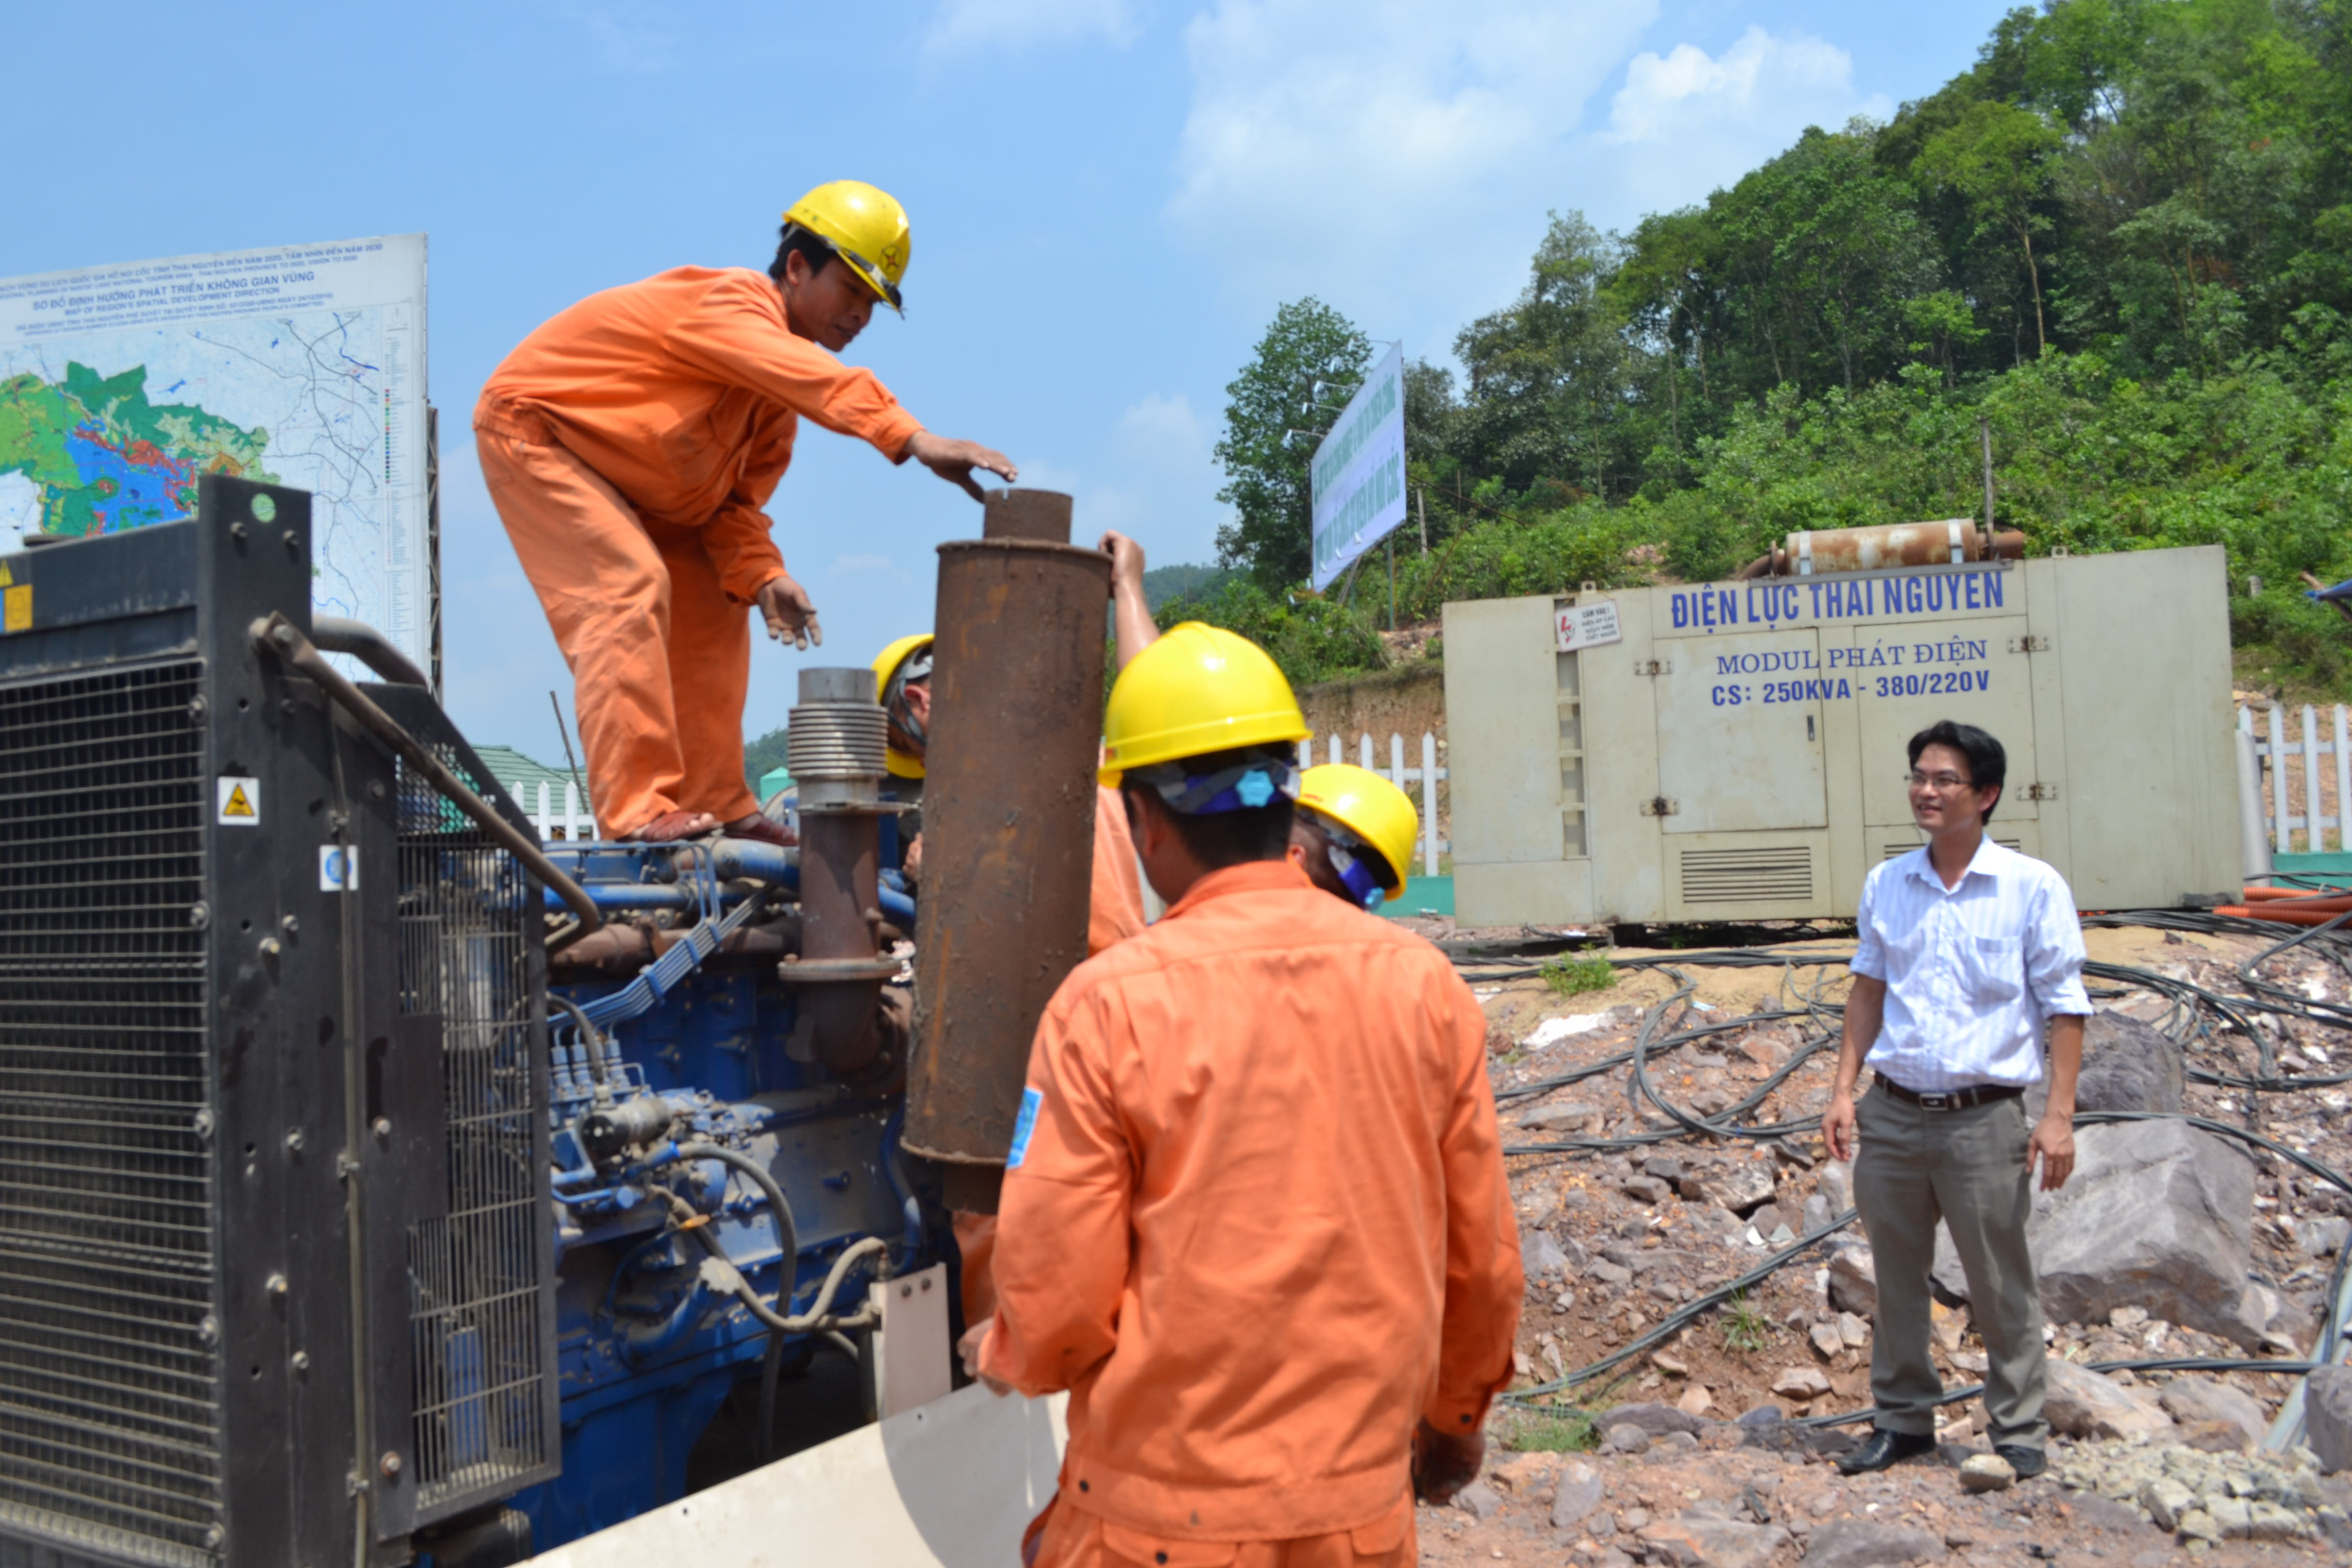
[511,674,935,1552]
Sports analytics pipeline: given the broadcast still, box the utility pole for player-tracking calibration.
[1979,416,1996,535]
[1387,533,1396,632]
[1416,487,1428,554]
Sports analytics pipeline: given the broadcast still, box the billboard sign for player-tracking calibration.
[1307,344,1405,592]
[0,234,433,674]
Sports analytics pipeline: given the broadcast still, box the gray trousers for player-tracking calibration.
[1853,1087,2047,1450]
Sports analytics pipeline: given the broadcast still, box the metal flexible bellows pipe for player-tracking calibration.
[251,612,602,953]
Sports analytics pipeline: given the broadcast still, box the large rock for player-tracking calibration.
[2307,1365,2352,1474]
[1930,1118,2257,1345]
[1827,1242,1877,1318]
[2024,1009,2184,1119]
[1800,1518,1946,1568]
[1551,1459,1605,1530]
[1597,1400,1711,1436]
[2157,1376,2268,1450]
[2042,1357,2174,1440]
[1695,1161,1777,1215]
[1638,1515,1789,1568]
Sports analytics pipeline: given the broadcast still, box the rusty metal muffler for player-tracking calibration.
[1739,520,2025,578]
[779,667,902,1077]
[902,491,1113,1213]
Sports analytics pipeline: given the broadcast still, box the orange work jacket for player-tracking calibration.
[475,266,924,603]
[1087,786,1147,955]
[978,860,1522,1541]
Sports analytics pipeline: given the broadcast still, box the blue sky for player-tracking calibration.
[0,0,2014,763]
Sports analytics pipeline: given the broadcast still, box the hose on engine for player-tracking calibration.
[548,992,611,1092]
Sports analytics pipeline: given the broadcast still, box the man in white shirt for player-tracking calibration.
[1822,720,2091,1479]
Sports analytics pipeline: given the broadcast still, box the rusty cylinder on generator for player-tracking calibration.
[902,490,1112,1214]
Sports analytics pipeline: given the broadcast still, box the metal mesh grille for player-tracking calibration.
[0,663,219,1568]
[395,753,549,1510]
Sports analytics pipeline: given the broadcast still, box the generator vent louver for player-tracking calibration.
[396,746,550,1512]
[1679,846,1813,904]
[1880,839,2024,860]
[0,661,218,1568]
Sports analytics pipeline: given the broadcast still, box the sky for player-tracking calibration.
[0,0,2016,764]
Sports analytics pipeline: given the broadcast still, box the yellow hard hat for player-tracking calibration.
[1297,764,1416,900]
[1098,623,1309,786]
[783,181,911,312]
[873,633,934,779]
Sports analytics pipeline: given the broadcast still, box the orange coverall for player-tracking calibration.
[475,267,923,836]
[957,787,1152,1327]
[978,860,1523,1568]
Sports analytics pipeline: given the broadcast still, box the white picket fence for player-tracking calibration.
[2242,705,2351,853]
[1296,732,1450,877]
[512,779,598,842]
[512,733,1453,872]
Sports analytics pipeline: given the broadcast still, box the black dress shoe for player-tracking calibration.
[1995,1444,2047,1478]
[1835,1428,1938,1475]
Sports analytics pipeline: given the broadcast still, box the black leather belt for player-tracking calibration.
[1873,1076,2026,1112]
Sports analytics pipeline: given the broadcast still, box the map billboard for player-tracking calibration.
[1307,344,1406,593]
[0,235,433,675]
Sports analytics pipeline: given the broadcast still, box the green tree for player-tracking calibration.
[1212,300,1372,588]
[1916,101,2064,353]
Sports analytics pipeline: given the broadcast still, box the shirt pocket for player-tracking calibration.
[1098,1522,1240,1568]
[1964,935,2024,1002]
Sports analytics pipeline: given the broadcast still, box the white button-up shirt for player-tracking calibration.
[1850,837,2093,1091]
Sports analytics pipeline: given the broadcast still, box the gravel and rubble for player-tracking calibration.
[1405,917,2352,1568]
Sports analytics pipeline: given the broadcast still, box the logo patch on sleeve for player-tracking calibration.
[1006,1086,1044,1170]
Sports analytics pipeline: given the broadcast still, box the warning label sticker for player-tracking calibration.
[3,584,30,633]
[216,776,261,825]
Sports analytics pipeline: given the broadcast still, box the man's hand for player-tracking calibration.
[956,1317,1013,1396]
[1100,530,1146,595]
[756,573,822,650]
[2028,1111,2076,1191]
[907,432,1018,503]
[1411,1419,1484,1504]
[1822,1091,1858,1163]
[901,832,922,886]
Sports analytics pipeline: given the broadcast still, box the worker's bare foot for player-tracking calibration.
[721,814,796,848]
[623,809,721,842]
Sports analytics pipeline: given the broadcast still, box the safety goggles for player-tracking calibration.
[1308,811,1387,910]
[1126,756,1300,817]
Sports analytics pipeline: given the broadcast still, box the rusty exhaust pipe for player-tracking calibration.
[1757,520,2025,577]
[902,491,1113,1213]
[779,668,902,1078]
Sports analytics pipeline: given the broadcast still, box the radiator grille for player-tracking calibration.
[396,752,549,1511]
[1679,846,1814,904]
[0,662,219,1568]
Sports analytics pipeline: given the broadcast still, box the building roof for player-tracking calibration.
[471,745,592,811]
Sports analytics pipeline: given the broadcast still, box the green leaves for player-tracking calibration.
[1212,299,1373,590]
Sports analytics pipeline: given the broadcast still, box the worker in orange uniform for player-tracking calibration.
[962,623,1523,1568]
[475,181,1016,843]
[1290,764,1419,912]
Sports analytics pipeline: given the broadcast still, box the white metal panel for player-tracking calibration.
[1651,629,1827,834]
[1444,597,1571,866]
[1849,616,2038,825]
[1454,858,1597,927]
[527,1385,1067,1568]
[2048,546,2239,906]
[870,1264,953,1417]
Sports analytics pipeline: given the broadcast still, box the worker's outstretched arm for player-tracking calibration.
[977,989,1133,1395]
[1419,966,1523,1493]
[1100,532,1160,670]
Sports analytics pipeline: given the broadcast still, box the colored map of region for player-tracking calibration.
[0,362,275,535]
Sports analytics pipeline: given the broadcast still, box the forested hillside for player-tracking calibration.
[1173,0,2352,694]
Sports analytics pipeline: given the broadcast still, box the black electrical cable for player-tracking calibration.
[668,1143,800,1465]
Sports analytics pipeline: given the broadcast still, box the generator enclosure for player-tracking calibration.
[1442,544,2240,927]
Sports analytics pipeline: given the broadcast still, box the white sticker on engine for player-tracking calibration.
[320,845,359,892]
[216,776,261,825]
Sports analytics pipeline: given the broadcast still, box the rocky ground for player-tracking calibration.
[1402,917,2352,1565]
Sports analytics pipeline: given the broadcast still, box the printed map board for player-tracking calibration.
[0,235,432,673]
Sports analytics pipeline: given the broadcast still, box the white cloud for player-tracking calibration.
[1166,0,1662,333]
[829,553,909,578]
[1112,392,1212,473]
[558,5,680,74]
[1599,27,1890,201]
[926,0,1141,52]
